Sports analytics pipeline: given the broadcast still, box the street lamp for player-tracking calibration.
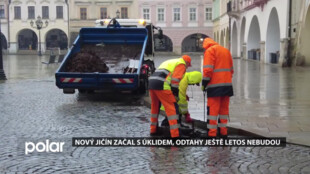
[116,10,120,19]
[65,0,70,49]
[0,17,7,80]
[30,16,48,56]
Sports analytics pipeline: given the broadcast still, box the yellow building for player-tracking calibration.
[69,0,139,45]
[8,0,69,55]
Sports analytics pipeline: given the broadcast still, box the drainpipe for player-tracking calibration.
[229,16,231,51]
[286,0,292,66]
[7,0,10,48]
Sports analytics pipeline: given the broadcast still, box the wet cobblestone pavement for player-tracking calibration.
[0,79,309,173]
[0,55,310,173]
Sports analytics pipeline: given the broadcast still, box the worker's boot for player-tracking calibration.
[185,113,193,123]
[150,126,164,136]
[178,130,191,138]
[179,114,189,128]
[219,134,228,139]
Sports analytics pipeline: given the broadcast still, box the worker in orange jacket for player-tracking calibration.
[148,55,192,138]
[201,38,234,138]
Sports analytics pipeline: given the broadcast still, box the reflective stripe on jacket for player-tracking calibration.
[203,38,234,97]
[149,58,186,90]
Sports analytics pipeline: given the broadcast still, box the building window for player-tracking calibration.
[0,5,4,19]
[80,8,87,20]
[100,7,107,19]
[42,6,49,19]
[121,7,128,19]
[143,8,150,20]
[14,6,21,19]
[158,8,164,22]
[206,7,212,21]
[189,8,196,21]
[173,7,180,22]
[28,6,35,19]
[56,6,63,19]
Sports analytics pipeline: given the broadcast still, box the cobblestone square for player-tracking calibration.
[0,55,310,173]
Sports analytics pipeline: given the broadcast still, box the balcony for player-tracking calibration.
[227,0,270,16]
[243,0,269,11]
[227,1,240,19]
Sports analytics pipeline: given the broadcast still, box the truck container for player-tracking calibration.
[55,19,160,94]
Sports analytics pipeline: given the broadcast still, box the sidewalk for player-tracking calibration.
[145,59,310,147]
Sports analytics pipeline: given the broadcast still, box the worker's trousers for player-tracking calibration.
[149,90,180,138]
[207,96,230,137]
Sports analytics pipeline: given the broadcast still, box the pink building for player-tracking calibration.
[138,0,213,55]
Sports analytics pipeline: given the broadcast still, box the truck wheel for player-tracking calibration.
[87,90,94,94]
[63,88,75,94]
[78,89,86,93]
[133,79,147,95]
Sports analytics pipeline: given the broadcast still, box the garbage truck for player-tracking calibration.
[55,18,162,94]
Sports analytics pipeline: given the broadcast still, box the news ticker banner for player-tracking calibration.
[72,137,286,147]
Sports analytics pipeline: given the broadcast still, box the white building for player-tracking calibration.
[8,0,69,54]
[294,0,310,66]
[228,0,290,65]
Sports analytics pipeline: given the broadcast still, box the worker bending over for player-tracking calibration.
[161,71,202,125]
[148,55,192,138]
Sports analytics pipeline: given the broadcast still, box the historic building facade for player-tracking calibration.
[3,0,213,56]
[138,0,213,55]
[228,0,291,66]
[68,0,138,45]
[7,0,69,54]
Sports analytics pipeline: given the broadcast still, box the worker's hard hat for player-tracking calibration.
[182,55,192,67]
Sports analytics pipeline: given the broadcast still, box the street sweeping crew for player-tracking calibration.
[148,55,192,138]
[161,71,202,125]
[201,38,234,138]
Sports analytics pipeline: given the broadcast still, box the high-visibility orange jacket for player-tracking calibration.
[203,38,234,97]
[149,58,186,90]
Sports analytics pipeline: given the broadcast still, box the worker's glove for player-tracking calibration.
[184,112,193,123]
[201,80,210,92]
[171,87,179,97]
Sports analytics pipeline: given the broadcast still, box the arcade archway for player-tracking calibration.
[181,33,208,52]
[45,29,68,50]
[247,16,261,60]
[154,34,173,52]
[17,29,37,50]
[266,8,280,63]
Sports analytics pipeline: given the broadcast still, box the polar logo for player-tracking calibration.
[25,140,65,155]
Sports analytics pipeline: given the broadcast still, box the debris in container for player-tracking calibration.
[65,51,109,73]
[64,44,142,74]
